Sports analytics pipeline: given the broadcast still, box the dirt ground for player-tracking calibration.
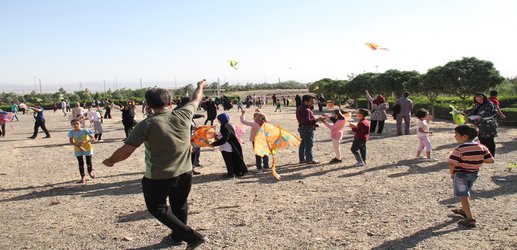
[1,101,516,250]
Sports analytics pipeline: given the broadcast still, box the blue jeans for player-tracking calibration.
[453,172,479,197]
[298,126,314,162]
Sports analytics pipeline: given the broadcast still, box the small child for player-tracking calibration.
[415,108,436,161]
[349,109,370,167]
[236,98,243,112]
[274,101,282,112]
[323,109,349,163]
[488,90,506,119]
[68,118,96,183]
[448,124,494,228]
[92,107,104,142]
[240,109,269,172]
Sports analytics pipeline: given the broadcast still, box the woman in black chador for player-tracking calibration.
[211,113,247,178]
[204,97,217,126]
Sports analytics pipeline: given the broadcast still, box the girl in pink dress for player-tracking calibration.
[323,109,349,163]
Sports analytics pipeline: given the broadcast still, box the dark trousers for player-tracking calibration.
[221,151,235,176]
[123,119,135,138]
[32,119,50,137]
[351,138,367,163]
[142,174,202,243]
[479,136,496,157]
[252,142,269,170]
[204,119,214,126]
[370,120,385,134]
[0,124,5,137]
[94,133,103,140]
[191,146,201,167]
[76,155,92,177]
[298,126,314,162]
[104,108,112,119]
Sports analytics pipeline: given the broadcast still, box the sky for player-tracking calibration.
[1,0,516,92]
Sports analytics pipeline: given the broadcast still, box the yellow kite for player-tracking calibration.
[254,123,301,180]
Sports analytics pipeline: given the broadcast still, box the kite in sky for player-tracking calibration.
[366,43,389,51]
[228,59,239,70]
[254,123,301,180]
[191,126,217,147]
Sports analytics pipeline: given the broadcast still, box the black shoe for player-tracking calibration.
[222,174,234,179]
[329,158,342,163]
[169,234,186,246]
[194,164,202,167]
[28,136,36,139]
[186,237,207,250]
[43,136,51,139]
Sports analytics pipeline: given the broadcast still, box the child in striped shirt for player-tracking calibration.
[448,124,494,228]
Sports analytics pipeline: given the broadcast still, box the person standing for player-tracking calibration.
[296,95,325,164]
[393,92,413,135]
[104,98,112,119]
[295,94,302,108]
[204,97,217,126]
[28,102,51,139]
[103,80,208,249]
[10,102,19,121]
[365,90,388,134]
[465,93,498,157]
[60,99,67,116]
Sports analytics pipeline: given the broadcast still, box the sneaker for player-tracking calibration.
[425,157,438,162]
[299,160,307,164]
[416,156,425,160]
[97,139,104,142]
[43,136,51,139]
[27,136,36,139]
[353,161,365,167]
[306,160,320,164]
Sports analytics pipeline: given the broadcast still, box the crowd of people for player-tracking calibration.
[0,84,508,248]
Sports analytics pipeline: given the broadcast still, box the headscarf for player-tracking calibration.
[217,113,230,124]
[373,95,386,105]
[473,92,488,105]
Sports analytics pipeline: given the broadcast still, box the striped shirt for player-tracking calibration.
[448,142,493,173]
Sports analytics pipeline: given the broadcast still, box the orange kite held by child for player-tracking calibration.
[254,123,301,180]
[365,42,389,51]
[191,126,217,147]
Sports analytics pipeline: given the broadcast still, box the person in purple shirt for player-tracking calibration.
[393,92,413,135]
[296,95,325,164]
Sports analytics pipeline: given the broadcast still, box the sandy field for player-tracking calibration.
[0,102,516,250]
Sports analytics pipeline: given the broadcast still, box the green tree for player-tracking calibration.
[405,66,448,117]
[371,69,420,97]
[442,57,505,108]
[345,73,378,108]
[309,78,334,95]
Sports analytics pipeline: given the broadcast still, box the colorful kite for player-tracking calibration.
[228,59,239,70]
[191,126,217,147]
[254,123,301,180]
[233,124,246,143]
[0,111,14,129]
[449,103,466,125]
[366,43,389,51]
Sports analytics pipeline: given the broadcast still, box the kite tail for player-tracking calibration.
[271,155,281,180]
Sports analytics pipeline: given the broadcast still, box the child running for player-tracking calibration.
[415,108,437,161]
[448,124,494,228]
[349,109,370,167]
[68,118,96,183]
[240,109,269,172]
[323,109,349,163]
[92,107,104,142]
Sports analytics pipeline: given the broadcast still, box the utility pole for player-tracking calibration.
[79,82,82,90]
[39,79,42,94]
[140,78,143,89]
[103,80,106,93]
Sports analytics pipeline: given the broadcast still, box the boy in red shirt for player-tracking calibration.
[349,109,370,167]
[488,90,506,119]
